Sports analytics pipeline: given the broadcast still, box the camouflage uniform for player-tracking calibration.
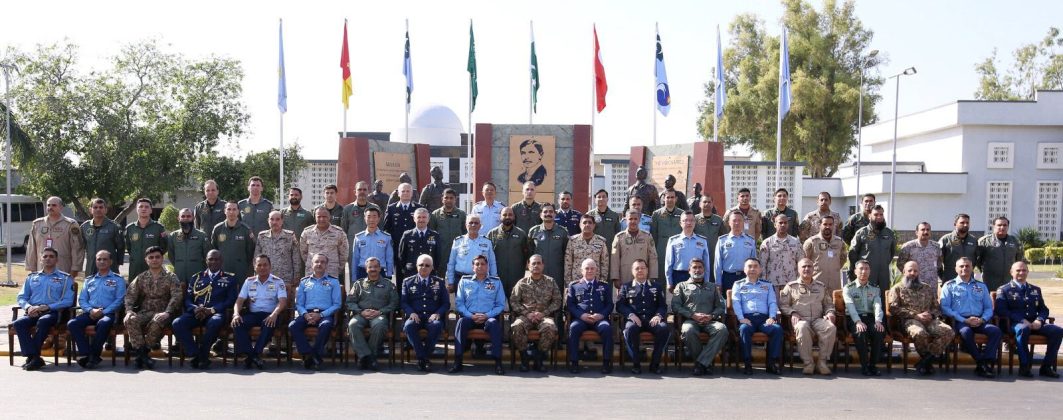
[759,235,803,289]
[26,215,85,275]
[888,280,954,355]
[123,269,183,349]
[609,230,657,284]
[509,274,562,351]
[563,234,609,285]
[802,234,846,291]
[728,206,763,243]
[779,279,837,366]
[896,240,943,286]
[798,209,842,243]
[300,225,350,279]
[255,229,302,286]
[670,279,728,367]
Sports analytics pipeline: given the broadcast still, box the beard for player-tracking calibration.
[501,219,514,227]
[903,276,919,288]
[872,220,886,231]
[289,198,300,206]
[957,226,968,234]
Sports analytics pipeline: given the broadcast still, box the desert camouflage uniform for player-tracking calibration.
[779,279,837,365]
[563,234,609,285]
[798,209,842,243]
[896,240,943,286]
[255,229,303,286]
[759,235,803,289]
[300,225,350,279]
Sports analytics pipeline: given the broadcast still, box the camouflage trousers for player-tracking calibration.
[510,316,558,351]
[904,319,955,355]
[126,310,171,349]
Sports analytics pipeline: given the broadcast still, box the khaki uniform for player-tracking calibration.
[779,279,837,365]
[728,206,763,243]
[300,225,350,279]
[798,209,842,243]
[346,277,399,358]
[255,229,302,286]
[26,215,85,275]
[759,235,803,289]
[609,230,657,284]
[670,279,728,367]
[428,207,467,277]
[888,280,954,355]
[124,269,182,349]
[802,234,846,291]
[563,234,609,285]
[896,240,943,286]
[509,275,562,350]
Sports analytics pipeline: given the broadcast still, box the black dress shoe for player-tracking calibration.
[1040,366,1060,378]
[424,360,434,372]
[303,358,314,370]
[251,355,264,370]
[692,364,706,376]
[649,363,662,375]
[447,364,464,374]
[77,356,90,368]
[495,361,505,375]
[417,360,427,372]
[743,363,753,375]
[766,364,781,375]
[868,367,882,376]
[199,358,213,370]
[85,359,100,370]
[190,356,201,369]
[24,357,45,371]
[630,364,642,375]
[568,362,580,374]
[601,361,613,374]
[519,355,530,372]
[1018,366,1034,378]
[369,359,380,371]
[982,367,996,378]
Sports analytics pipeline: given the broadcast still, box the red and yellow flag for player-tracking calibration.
[340,20,352,109]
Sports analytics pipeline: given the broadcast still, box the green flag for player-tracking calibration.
[468,21,478,112]
[530,23,539,113]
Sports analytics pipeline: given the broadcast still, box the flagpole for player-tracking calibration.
[776,27,785,192]
[653,22,658,146]
[467,19,474,212]
[405,18,410,143]
[712,65,718,144]
[343,18,349,141]
[279,18,286,195]
[589,24,596,207]
[713,25,721,143]
[529,20,534,125]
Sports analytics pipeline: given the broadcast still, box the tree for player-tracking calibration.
[5,40,249,220]
[191,145,306,204]
[696,0,883,177]
[975,27,1063,100]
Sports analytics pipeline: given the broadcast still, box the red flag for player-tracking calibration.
[340,20,352,109]
[593,25,608,113]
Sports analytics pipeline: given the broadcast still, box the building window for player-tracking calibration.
[987,142,1013,169]
[1036,181,1061,241]
[986,181,1012,230]
[763,166,795,210]
[730,165,757,209]
[1037,143,1063,169]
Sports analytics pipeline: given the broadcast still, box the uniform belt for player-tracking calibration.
[673,269,688,273]
[456,272,471,277]
[723,271,741,275]
[747,312,766,317]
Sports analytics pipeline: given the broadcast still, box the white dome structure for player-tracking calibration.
[396,104,465,146]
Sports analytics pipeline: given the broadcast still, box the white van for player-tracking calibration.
[0,194,45,249]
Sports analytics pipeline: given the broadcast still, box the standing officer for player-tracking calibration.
[125,198,168,282]
[842,193,875,244]
[231,255,288,370]
[590,189,621,248]
[289,253,343,371]
[510,255,562,372]
[445,214,497,291]
[255,210,302,289]
[429,188,466,277]
[397,208,441,283]
[313,184,345,227]
[449,255,507,375]
[346,257,399,371]
[671,258,727,376]
[341,181,381,245]
[617,259,670,374]
[761,188,798,238]
[847,205,895,289]
[172,250,239,369]
[620,196,653,233]
[610,210,657,288]
[759,214,803,291]
[977,216,1024,291]
[527,203,568,293]
[401,255,449,372]
[566,258,614,374]
[237,176,273,235]
[387,172,420,205]
[779,258,836,375]
[211,202,256,282]
[194,180,227,231]
[802,216,845,291]
[564,214,609,286]
[889,261,954,376]
[27,197,84,279]
[486,206,529,297]
[651,190,684,275]
[996,261,1062,378]
[511,181,543,233]
[556,191,583,235]
[384,183,424,258]
[798,192,841,242]
[81,198,124,276]
[896,222,943,287]
[281,187,314,234]
[843,260,885,376]
[301,207,350,281]
[14,248,75,371]
[664,211,711,289]
[350,207,393,284]
[69,250,125,369]
[941,257,1002,378]
[471,182,505,235]
[733,258,782,375]
[938,213,978,284]
[124,246,182,370]
[168,208,211,284]
[714,211,757,292]
[728,188,763,243]
[693,195,725,284]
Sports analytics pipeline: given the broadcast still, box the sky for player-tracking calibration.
[1,0,1061,159]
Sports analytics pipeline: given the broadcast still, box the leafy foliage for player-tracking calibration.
[975,27,1063,100]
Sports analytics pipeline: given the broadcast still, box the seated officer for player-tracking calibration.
[617,259,670,374]
[346,257,399,371]
[401,254,450,372]
[172,249,239,369]
[509,255,562,373]
[671,257,728,376]
[68,250,126,369]
[733,258,782,375]
[995,261,1061,378]
[14,248,75,371]
[843,259,885,376]
[779,258,836,375]
[941,257,1001,378]
[289,253,343,371]
[566,258,615,374]
[450,255,507,375]
[231,255,288,370]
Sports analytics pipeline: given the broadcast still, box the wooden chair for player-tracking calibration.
[176,310,234,367]
[343,309,397,369]
[947,292,1002,374]
[508,313,558,370]
[7,282,78,367]
[1002,316,1057,374]
[779,308,836,372]
[288,287,347,367]
[725,289,784,370]
[832,289,893,373]
[451,310,508,364]
[400,311,450,369]
[242,308,290,367]
[671,313,728,371]
[884,291,915,373]
[65,307,123,367]
[562,312,616,367]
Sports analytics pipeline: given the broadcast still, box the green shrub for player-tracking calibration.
[1017,227,1045,250]
[159,205,179,232]
[1025,248,1046,263]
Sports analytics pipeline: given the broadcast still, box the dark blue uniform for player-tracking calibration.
[383,202,424,258]
[171,270,239,363]
[401,274,450,362]
[396,228,441,282]
[996,280,1062,372]
[566,278,614,363]
[616,280,670,368]
[556,209,583,236]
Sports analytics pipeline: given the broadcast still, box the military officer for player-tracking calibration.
[301,207,350,282]
[843,260,885,376]
[446,214,497,291]
[798,192,841,242]
[125,198,168,281]
[401,255,450,372]
[977,216,1024,291]
[350,207,393,284]
[733,259,782,375]
[346,257,399,370]
[211,202,256,282]
[255,210,302,288]
[14,248,75,371]
[566,259,614,374]
[842,193,875,244]
[996,261,1062,378]
[486,206,529,297]
[761,188,799,238]
[387,172,420,205]
[27,196,84,278]
[759,213,803,290]
[847,205,895,289]
[369,179,390,211]
[124,246,182,369]
[693,195,725,284]
[556,191,583,236]
[450,255,507,375]
[590,189,622,248]
[68,250,125,369]
[715,211,757,291]
[231,255,288,370]
[384,182,424,258]
[511,181,543,233]
[671,258,728,376]
[510,255,562,372]
[627,166,658,215]
[658,174,688,211]
[471,182,505,235]
[429,188,466,278]
[172,250,239,369]
[280,187,314,234]
[564,214,609,285]
[728,188,763,243]
[896,222,943,286]
[419,166,448,212]
[610,210,658,287]
[941,257,1002,378]
[939,213,979,284]
[194,180,227,231]
[168,208,211,284]
[664,211,711,289]
[238,176,273,235]
[617,259,670,374]
[889,261,954,375]
[290,253,343,371]
[81,198,124,276]
[527,203,568,293]
[650,190,684,275]
[397,208,441,283]
[779,258,837,375]
[313,184,345,227]
[341,181,382,245]
[802,215,846,291]
[619,196,653,233]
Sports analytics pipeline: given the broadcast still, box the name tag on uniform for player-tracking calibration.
[827,250,834,258]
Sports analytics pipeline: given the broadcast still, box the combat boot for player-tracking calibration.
[801,359,815,375]
[816,358,832,375]
[533,348,547,372]
[519,352,530,372]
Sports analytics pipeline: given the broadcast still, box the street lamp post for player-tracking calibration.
[854,49,878,202]
[888,66,917,229]
[1,62,14,286]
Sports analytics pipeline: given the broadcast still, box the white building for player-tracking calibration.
[293,159,339,201]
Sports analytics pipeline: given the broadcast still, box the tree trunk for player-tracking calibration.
[71,198,90,221]
[113,197,139,226]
